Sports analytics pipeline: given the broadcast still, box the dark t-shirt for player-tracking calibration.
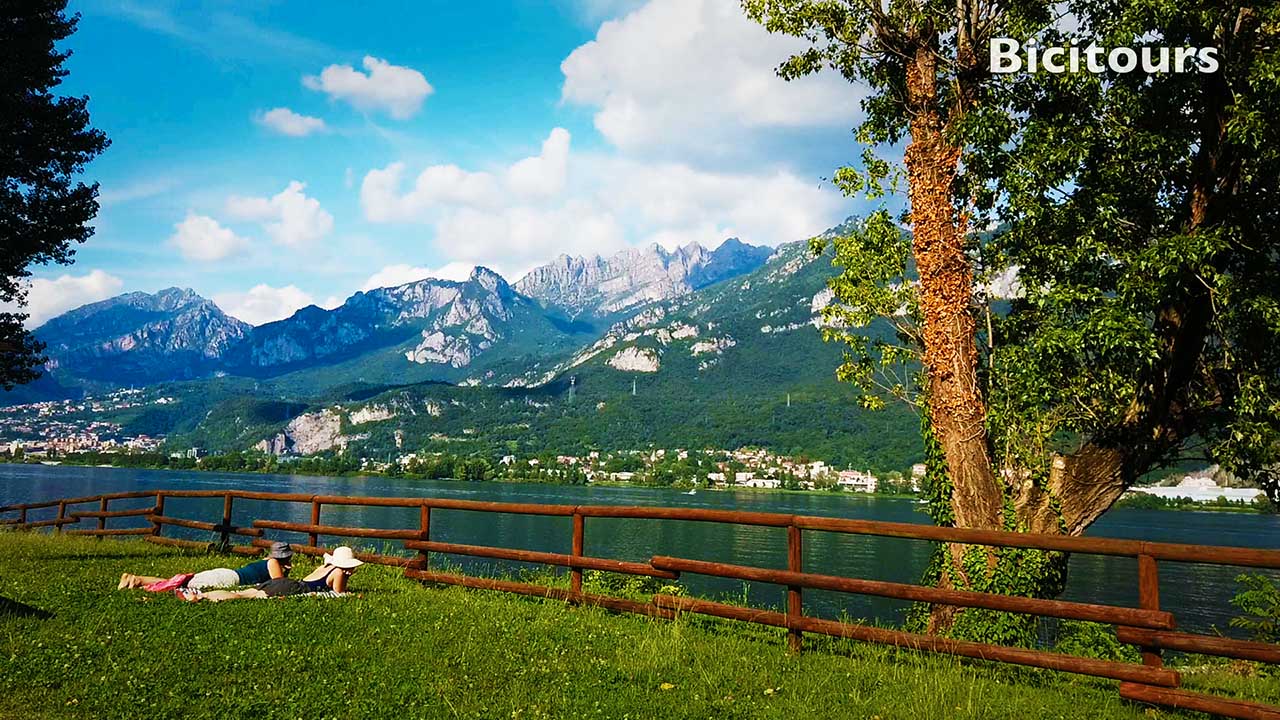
[235,559,272,585]
[256,577,308,597]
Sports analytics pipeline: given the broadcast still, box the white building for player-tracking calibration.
[1129,476,1263,503]
[837,470,879,493]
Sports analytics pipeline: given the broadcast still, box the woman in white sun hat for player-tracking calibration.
[182,545,363,602]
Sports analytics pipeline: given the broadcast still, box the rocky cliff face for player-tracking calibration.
[35,288,252,385]
[255,407,367,456]
[231,266,535,372]
[514,238,772,319]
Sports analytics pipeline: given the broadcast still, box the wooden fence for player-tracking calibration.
[3,489,1279,719]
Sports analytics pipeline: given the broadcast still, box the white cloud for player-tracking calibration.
[435,200,627,278]
[226,181,334,247]
[507,127,570,199]
[589,155,844,247]
[304,56,433,119]
[257,107,326,136]
[360,127,572,222]
[213,284,318,326]
[5,270,124,329]
[361,163,501,222]
[560,0,857,156]
[360,262,474,291]
[169,213,250,262]
[359,124,845,280]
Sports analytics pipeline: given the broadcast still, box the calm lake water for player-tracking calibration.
[3,463,1277,636]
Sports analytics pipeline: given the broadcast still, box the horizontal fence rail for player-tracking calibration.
[3,489,1279,719]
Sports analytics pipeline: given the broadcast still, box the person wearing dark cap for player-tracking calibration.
[182,545,363,602]
[117,542,295,591]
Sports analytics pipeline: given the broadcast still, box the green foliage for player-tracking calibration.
[583,570,682,600]
[1114,493,1267,513]
[1,0,110,389]
[1230,574,1280,644]
[1052,621,1141,664]
[745,0,1280,510]
[810,213,921,412]
[976,2,1280,501]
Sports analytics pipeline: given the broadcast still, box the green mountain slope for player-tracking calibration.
[143,238,921,470]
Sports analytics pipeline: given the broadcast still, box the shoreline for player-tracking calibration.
[0,458,925,500]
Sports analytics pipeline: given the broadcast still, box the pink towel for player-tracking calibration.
[143,573,195,592]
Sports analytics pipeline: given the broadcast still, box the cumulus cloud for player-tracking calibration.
[590,156,845,247]
[226,181,334,247]
[360,127,571,222]
[434,201,627,278]
[361,163,500,222]
[506,127,570,199]
[360,262,475,291]
[358,123,845,280]
[304,56,433,119]
[4,270,124,329]
[560,0,857,155]
[257,107,326,136]
[169,213,251,261]
[213,284,319,326]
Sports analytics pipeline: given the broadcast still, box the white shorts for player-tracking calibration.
[187,567,240,590]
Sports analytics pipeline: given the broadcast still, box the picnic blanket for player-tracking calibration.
[175,588,351,601]
[143,573,195,592]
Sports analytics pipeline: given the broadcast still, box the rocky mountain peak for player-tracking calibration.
[514,237,771,318]
[33,287,252,385]
[468,265,509,294]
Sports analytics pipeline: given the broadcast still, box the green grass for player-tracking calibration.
[1,532,1274,719]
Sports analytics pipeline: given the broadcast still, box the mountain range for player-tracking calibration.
[2,222,925,469]
[13,238,779,396]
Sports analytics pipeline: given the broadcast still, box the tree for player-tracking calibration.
[1,1,109,388]
[745,0,1280,637]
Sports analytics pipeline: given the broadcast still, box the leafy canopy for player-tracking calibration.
[0,0,109,389]
[747,0,1280,500]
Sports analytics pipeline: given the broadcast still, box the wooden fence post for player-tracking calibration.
[151,493,165,537]
[1138,554,1162,668]
[220,493,233,551]
[55,501,66,535]
[417,504,431,569]
[97,497,109,539]
[787,523,803,653]
[571,512,585,595]
[309,499,321,548]
[18,505,26,528]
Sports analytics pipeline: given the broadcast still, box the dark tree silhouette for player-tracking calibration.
[0,0,109,388]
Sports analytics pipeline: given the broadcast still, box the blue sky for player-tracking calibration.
[22,0,866,327]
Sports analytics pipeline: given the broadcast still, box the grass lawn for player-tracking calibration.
[0,532,1274,719]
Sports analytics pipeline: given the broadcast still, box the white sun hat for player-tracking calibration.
[323,546,364,569]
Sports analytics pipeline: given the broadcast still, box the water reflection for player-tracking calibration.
[3,464,1278,634]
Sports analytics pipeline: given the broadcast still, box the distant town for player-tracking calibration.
[0,389,924,493]
[0,389,166,456]
[0,389,1268,507]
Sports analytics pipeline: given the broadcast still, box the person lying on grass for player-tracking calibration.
[118,541,293,591]
[181,545,362,602]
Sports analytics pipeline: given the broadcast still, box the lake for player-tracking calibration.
[3,463,1277,636]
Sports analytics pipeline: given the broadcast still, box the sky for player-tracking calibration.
[20,0,870,327]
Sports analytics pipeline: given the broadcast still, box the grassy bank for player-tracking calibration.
[0,533,1273,719]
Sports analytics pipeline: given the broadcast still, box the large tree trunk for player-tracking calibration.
[903,46,1003,532]
[902,43,1008,633]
